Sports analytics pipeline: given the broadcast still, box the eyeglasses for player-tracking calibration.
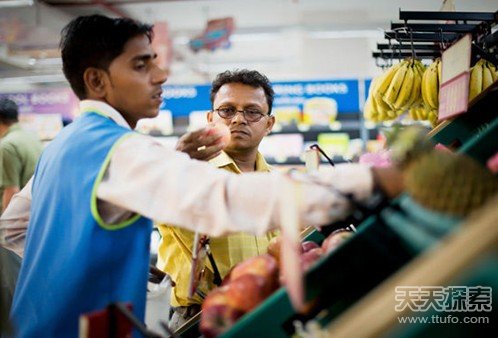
[213,107,270,122]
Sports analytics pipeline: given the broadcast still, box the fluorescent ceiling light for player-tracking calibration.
[32,58,62,66]
[0,74,66,85]
[230,33,281,42]
[174,30,382,46]
[173,32,280,46]
[308,30,383,39]
[0,0,33,8]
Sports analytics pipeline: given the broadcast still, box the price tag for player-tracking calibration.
[439,72,470,120]
[439,34,471,120]
[279,181,304,312]
[304,149,320,173]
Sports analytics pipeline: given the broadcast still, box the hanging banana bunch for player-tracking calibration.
[469,58,498,102]
[364,58,425,123]
[421,58,441,110]
[419,58,441,127]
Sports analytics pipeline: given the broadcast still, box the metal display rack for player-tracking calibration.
[373,10,498,63]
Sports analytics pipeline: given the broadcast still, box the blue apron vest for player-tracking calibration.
[10,112,152,337]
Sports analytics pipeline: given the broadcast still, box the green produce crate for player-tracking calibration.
[430,87,498,164]
[211,196,462,338]
[385,254,498,338]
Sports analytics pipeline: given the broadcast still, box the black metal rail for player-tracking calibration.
[372,10,498,62]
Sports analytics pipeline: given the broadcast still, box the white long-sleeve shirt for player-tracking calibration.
[0,100,374,257]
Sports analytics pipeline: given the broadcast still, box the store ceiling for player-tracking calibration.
[0,0,497,85]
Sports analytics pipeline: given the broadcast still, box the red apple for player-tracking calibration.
[321,229,354,254]
[200,287,244,338]
[229,254,279,293]
[207,123,231,146]
[225,274,269,312]
[300,247,324,271]
[301,241,320,253]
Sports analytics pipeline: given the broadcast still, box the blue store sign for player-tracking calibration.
[161,79,360,117]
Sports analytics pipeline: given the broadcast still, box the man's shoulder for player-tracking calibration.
[3,127,38,144]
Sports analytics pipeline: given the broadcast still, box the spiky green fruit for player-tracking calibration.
[387,125,434,169]
[405,151,498,217]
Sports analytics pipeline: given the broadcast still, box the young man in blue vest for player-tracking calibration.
[9,14,403,337]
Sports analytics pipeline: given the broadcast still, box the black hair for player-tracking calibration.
[0,98,19,124]
[210,69,275,114]
[60,14,153,99]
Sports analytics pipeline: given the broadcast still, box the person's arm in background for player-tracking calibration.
[1,144,21,212]
[0,178,32,258]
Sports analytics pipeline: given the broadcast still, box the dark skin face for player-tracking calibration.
[207,83,275,154]
[82,34,168,128]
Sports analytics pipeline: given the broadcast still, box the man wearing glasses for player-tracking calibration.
[157,69,277,330]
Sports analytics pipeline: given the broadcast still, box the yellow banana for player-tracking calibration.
[392,63,414,111]
[386,109,398,120]
[383,60,409,108]
[373,62,403,104]
[481,61,493,91]
[422,61,439,109]
[406,63,422,108]
[486,61,498,82]
[469,60,483,102]
[428,109,439,128]
[416,106,425,121]
[437,58,442,84]
[408,106,419,120]
[364,97,379,122]
[373,89,392,113]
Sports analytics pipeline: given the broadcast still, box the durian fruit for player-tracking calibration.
[405,151,498,217]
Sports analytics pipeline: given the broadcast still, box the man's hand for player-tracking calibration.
[176,127,226,161]
[371,166,405,199]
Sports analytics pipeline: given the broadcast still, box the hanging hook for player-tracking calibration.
[409,28,416,60]
[439,28,446,51]
[394,28,403,61]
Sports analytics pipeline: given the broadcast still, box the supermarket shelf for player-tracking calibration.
[151,121,379,141]
[265,155,350,166]
[272,121,363,133]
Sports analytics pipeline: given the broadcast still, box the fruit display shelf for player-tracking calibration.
[177,193,462,338]
[324,193,498,338]
[429,84,498,164]
[214,195,462,338]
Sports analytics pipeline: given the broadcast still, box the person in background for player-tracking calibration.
[6,14,404,337]
[0,99,43,212]
[158,69,277,330]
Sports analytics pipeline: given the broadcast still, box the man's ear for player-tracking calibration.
[206,110,214,123]
[266,114,275,134]
[83,68,108,99]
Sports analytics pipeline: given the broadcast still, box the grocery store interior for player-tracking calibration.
[0,0,497,337]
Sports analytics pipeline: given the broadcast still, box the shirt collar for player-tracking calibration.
[1,123,21,138]
[7,123,21,133]
[209,151,272,173]
[79,100,132,130]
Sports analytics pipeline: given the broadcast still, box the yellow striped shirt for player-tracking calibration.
[156,151,277,307]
